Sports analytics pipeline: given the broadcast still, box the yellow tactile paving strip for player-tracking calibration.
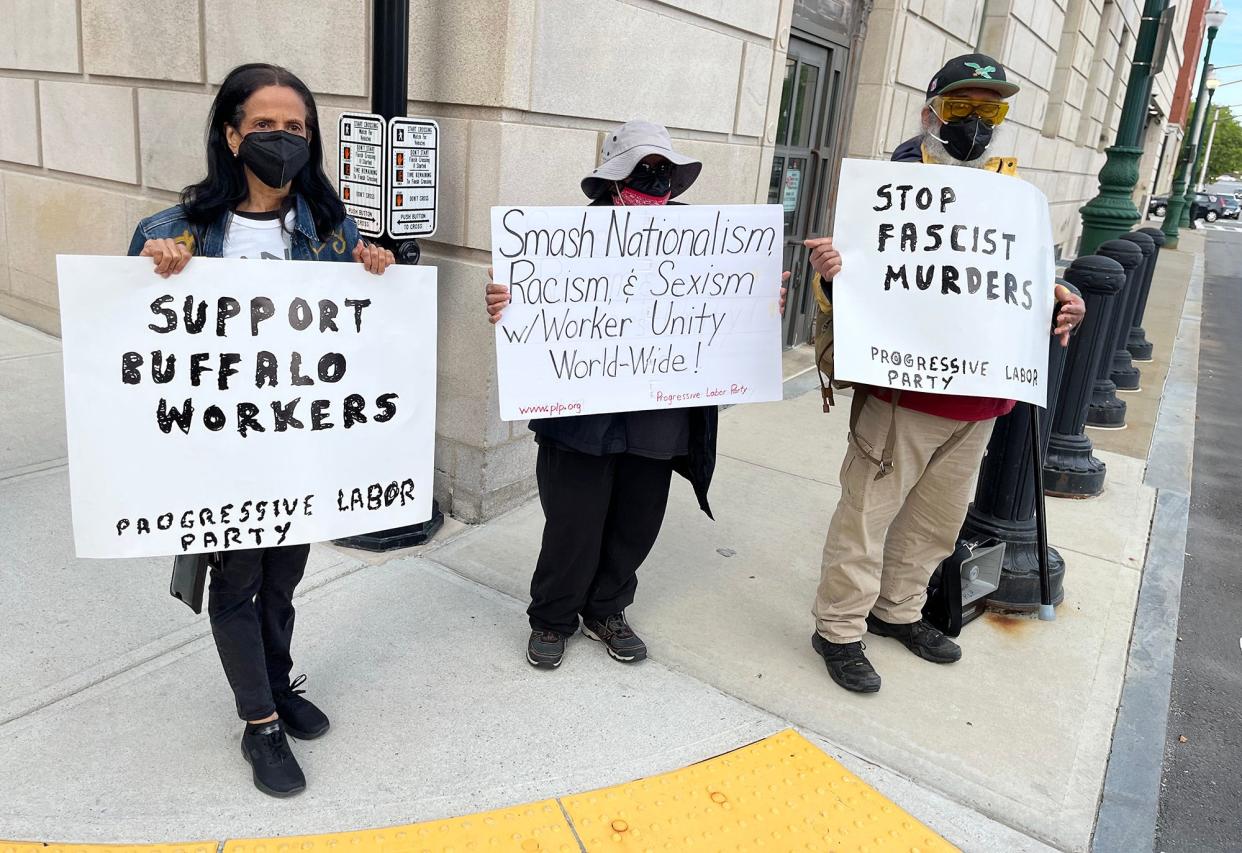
[0,846,216,853]
[222,799,577,853]
[1,730,956,852]
[562,729,958,852]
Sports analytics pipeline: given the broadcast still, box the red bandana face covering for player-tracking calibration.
[613,185,671,206]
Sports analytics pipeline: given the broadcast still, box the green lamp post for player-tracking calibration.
[1079,0,1173,255]
[1163,2,1229,246]
[1182,68,1221,221]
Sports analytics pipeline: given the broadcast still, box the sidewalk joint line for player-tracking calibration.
[554,798,588,853]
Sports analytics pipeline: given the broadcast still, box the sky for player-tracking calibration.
[1201,0,1242,120]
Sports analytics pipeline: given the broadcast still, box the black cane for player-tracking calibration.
[1029,402,1055,621]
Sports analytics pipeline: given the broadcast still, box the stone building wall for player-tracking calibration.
[0,0,796,522]
[843,0,1190,255]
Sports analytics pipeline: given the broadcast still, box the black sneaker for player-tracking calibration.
[581,612,647,663]
[273,674,330,740]
[240,720,306,798]
[527,629,566,668]
[866,614,962,664]
[811,633,881,693]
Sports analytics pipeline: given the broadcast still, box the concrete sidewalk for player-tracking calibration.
[0,236,1201,852]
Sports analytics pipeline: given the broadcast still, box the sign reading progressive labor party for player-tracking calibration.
[831,158,1056,406]
[57,257,437,558]
[490,204,784,420]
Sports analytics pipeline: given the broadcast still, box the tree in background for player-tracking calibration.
[1205,106,1242,181]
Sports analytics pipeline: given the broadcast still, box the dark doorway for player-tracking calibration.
[772,35,850,348]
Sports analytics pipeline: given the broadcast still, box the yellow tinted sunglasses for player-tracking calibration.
[931,96,1009,126]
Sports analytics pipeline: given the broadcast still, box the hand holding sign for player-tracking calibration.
[490,204,784,420]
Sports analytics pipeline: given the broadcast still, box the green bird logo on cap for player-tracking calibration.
[965,61,997,79]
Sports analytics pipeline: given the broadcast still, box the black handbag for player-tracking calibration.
[169,552,219,614]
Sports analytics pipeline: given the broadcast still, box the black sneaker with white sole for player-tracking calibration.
[581,612,647,662]
[527,629,566,668]
[240,720,305,798]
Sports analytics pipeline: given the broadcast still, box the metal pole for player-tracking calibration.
[1086,240,1143,429]
[1079,0,1173,255]
[1044,256,1127,497]
[333,0,444,552]
[1197,106,1221,189]
[1127,227,1167,361]
[1184,84,1219,222]
[1164,24,1222,245]
[1110,231,1155,391]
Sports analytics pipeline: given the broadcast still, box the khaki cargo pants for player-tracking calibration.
[813,394,995,644]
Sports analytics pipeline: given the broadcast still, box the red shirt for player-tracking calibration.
[871,387,1015,422]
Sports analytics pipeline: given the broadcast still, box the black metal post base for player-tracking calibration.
[334,500,445,552]
[1111,365,1141,391]
[1043,433,1107,497]
[1087,384,1127,427]
[960,512,1066,610]
[1127,327,1154,362]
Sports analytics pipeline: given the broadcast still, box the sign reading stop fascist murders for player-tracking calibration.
[57,257,437,558]
[831,158,1056,407]
[490,204,784,420]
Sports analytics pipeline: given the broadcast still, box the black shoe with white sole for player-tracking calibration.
[240,720,305,798]
[581,612,647,662]
[527,629,566,668]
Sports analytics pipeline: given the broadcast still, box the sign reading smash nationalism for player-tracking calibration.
[490,204,784,420]
[57,256,437,558]
[830,158,1056,406]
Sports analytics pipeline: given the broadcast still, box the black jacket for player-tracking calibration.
[528,197,717,517]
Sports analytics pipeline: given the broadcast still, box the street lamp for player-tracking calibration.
[1163,1,1228,245]
[1186,68,1221,203]
[1196,74,1223,191]
[1078,0,1176,255]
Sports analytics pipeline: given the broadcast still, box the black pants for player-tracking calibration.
[207,544,310,721]
[528,443,674,635]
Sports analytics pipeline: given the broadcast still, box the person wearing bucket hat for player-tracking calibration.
[803,54,1085,694]
[485,119,789,670]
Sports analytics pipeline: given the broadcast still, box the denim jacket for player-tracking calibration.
[126,194,360,261]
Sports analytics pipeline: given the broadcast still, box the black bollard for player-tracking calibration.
[1110,231,1155,391]
[1045,255,1126,496]
[1086,240,1142,429]
[959,284,1072,610]
[1126,227,1166,362]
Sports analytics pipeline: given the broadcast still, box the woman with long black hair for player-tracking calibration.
[127,63,394,797]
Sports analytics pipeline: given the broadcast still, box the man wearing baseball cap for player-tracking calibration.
[804,54,1086,693]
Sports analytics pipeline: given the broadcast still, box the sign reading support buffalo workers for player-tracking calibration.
[387,117,438,238]
[830,158,1056,407]
[56,256,437,558]
[490,204,784,420]
[338,112,384,237]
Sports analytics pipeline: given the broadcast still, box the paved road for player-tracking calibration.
[1155,229,1242,852]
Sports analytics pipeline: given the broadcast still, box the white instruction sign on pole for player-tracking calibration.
[338,112,384,238]
[490,204,784,420]
[830,158,1056,406]
[387,117,438,238]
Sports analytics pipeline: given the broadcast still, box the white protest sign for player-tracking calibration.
[490,204,784,420]
[57,256,437,558]
[831,158,1056,406]
[387,117,438,238]
[338,112,385,238]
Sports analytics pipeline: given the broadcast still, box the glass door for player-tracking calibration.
[770,36,847,348]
